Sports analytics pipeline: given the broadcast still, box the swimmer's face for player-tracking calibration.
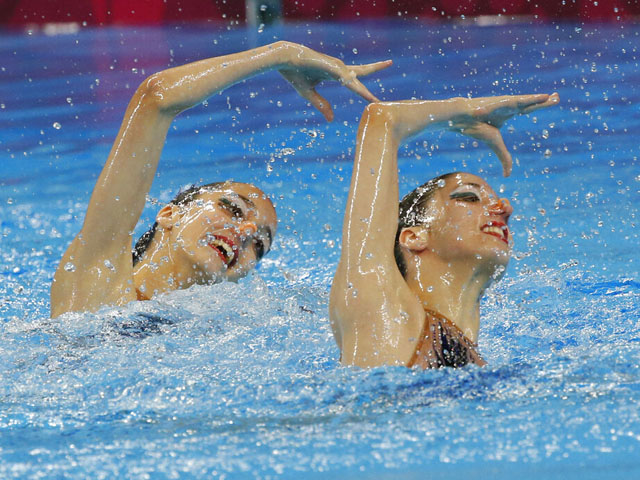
[418,173,513,274]
[160,183,277,285]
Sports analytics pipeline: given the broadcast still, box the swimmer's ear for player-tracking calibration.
[398,226,430,252]
[156,204,179,230]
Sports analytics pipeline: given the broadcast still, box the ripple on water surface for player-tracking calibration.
[0,271,638,478]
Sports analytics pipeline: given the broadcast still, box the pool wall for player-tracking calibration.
[1,0,637,26]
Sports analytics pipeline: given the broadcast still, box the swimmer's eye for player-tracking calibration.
[219,198,245,218]
[253,237,266,260]
[450,192,480,202]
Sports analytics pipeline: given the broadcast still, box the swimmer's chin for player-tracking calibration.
[198,263,257,285]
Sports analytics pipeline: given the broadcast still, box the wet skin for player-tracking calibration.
[50,42,390,317]
[329,94,559,367]
[419,173,514,273]
[133,183,277,298]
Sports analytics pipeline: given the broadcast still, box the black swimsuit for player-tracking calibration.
[115,312,176,338]
[408,309,486,369]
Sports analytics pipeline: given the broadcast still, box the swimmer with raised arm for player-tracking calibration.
[330,93,559,368]
[51,41,391,318]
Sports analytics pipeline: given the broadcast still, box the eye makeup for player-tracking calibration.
[253,226,273,260]
[449,184,483,203]
[253,237,265,260]
[449,191,480,202]
[218,197,246,218]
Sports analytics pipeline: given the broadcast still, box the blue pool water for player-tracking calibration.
[1,19,639,479]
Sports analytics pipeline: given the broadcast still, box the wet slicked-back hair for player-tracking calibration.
[394,172,460,277]
[132,182,226,266]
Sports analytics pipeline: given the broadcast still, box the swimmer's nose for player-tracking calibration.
[238,220,257,237]
[489,198,513,220]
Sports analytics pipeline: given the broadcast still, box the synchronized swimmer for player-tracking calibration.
[51,42,559,370]
[50,42,390,318]
[330,94,559,368]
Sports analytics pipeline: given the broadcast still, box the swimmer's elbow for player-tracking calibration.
[135,73,177,114]
[362,102,395,121]
[361,102,406,137]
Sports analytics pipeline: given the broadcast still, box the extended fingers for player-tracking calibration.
[282,70,334,121]
[349,59,393,77]
[487,132,512,177]
[341,61,391,102]
[464,123,512,177]
[306,89,334,122]
[521,92,560,114]
[334,60,391,102]
[345,77,381,102]
[514,94,551,109]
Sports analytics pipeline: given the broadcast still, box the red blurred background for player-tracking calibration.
[0,0,637,25]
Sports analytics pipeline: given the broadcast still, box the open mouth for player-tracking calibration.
[207,235,238,268]
[481,222,509,245]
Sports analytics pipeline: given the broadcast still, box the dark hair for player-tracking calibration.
[132,182,227,266]
[394,172,460,277]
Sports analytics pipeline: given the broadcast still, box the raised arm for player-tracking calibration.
[51,41,391,317]
[329,94,559,366]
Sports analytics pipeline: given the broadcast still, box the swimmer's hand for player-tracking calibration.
[276,41,392,122]
[448,93,560,176]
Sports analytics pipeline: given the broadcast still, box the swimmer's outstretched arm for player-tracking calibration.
[330,94,559,366]
[51,42,391,317]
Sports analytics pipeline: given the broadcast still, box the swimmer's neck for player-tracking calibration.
[132,232,185,300]
[404,256,501,342]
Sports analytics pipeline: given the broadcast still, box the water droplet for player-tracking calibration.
[352,48,358,54]
[64,262,76,272]
[52,122,61,130]
[544,149,552,158]
[280,147,295,156]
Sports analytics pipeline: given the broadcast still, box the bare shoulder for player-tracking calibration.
[50,234,136,317]
[329,262,424,366]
